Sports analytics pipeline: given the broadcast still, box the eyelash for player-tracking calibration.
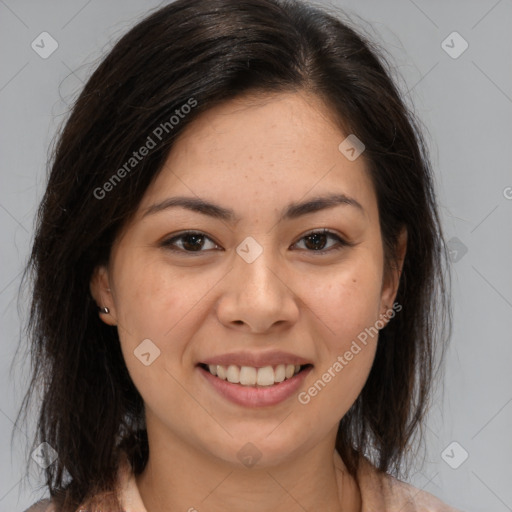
[160,229,352,255]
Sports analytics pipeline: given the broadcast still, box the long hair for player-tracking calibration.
[13,1,451,510]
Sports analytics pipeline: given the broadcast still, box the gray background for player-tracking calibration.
[1,0,511,511]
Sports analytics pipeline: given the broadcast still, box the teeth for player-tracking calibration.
[205,363,303,386]
[217,365,227,380]
[256,366,274,386]
[226,364,240,383]
[239,366,257,385]
[274,364,286,383]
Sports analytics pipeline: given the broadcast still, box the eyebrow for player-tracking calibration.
[142,193,364,223]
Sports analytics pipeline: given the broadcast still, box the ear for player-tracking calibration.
[90,265,117,326]
[379,227,407,319]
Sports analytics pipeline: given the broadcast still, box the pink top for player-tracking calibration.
[25,450,463,512]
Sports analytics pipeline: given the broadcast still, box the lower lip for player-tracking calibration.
[197,365,313,407]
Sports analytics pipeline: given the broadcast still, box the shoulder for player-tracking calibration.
[356,457,464,512]
[23,498,56,512]
[21,451,136,512]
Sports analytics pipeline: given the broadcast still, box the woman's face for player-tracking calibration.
[91,91,403,467]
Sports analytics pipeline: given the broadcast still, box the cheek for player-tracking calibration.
[112,249,202,337]
[113,262,171,337]
[298,250,384,345]
[110,258,190,410]
[300,341,377,424]
[107,251,182,381]
[110,252,221,373]
[294,250,383,414]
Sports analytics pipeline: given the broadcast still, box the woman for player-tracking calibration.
[18,0,459,510]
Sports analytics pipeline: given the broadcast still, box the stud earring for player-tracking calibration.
[97,306,110,314]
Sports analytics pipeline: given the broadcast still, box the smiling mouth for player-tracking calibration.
[197,363,313,387]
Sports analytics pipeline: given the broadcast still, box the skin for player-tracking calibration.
[91,90,406,512]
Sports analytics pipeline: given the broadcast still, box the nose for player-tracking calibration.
[215,241,300,333]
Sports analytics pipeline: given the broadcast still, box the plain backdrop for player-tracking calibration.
[1,1,511,511]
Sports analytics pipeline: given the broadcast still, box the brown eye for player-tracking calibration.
[304,232,329,251]
[161,231,220,253]
[180,233,206,251]
[293,229,350,254]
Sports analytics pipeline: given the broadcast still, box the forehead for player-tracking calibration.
[170,91,348,163]
[137,91,376,223]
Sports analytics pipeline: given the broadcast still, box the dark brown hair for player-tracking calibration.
[14,0,451,510]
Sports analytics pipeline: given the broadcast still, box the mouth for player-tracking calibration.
[197,362,314,407]
[197,362,314,387]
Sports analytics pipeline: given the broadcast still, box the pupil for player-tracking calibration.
[305,233,326,250]
[183,234,203,251]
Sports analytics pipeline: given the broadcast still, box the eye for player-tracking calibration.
[292,229,351,254]
[161,231,220,253]
[161,229,352,255]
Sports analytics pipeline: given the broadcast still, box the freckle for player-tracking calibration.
[352,279,357,283]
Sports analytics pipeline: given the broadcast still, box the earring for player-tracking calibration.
[97,306,110,314]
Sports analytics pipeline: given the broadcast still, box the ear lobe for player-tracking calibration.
[90,265,117,326]
[380,227,407,315]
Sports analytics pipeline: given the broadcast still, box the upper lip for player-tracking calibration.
[199,350,313,368]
